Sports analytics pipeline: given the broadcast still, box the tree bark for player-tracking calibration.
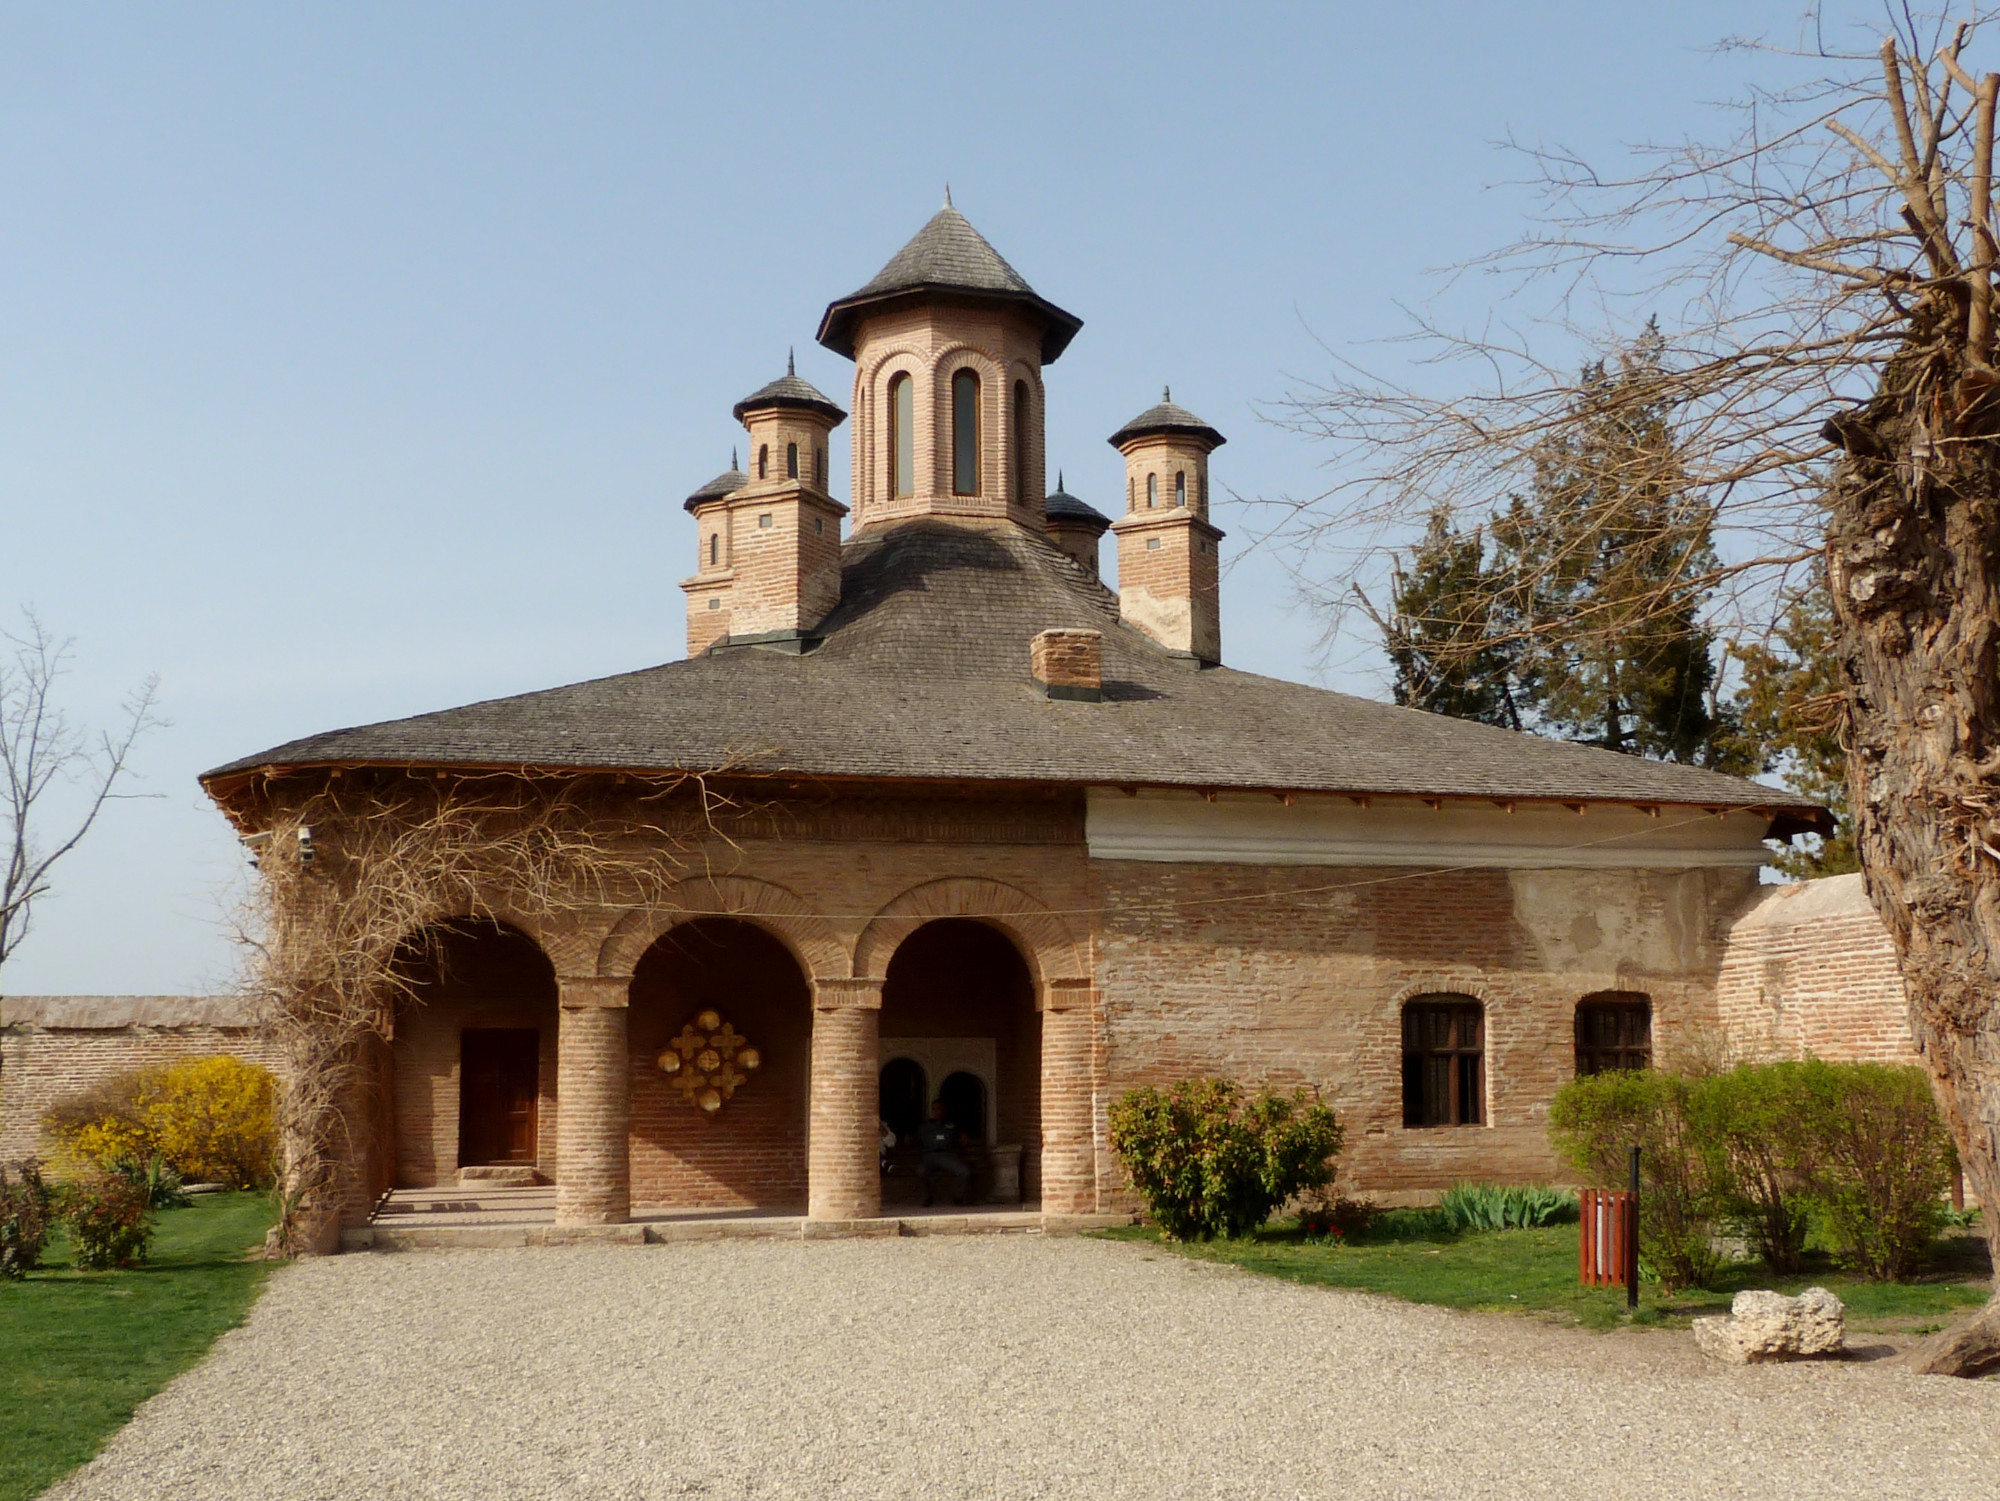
[1898,1299,2000,1378]
[1825,367,2000,1312]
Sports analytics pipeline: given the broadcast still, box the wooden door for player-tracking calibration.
[459,1028,540,1166]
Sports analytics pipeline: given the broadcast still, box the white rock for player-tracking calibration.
[1693,1286,1846,1364]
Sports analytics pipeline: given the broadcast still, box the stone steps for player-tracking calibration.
[343,1207,1133,1253]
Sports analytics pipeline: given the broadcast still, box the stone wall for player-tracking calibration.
[1714,873,1918,1065]
[0,995,283,1163]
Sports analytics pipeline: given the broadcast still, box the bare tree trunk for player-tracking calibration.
[1826,373,2000,1373]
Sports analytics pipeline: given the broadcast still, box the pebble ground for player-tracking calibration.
[45,1235,2000,1500]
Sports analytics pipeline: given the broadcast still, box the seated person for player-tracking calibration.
[917,1099,972,1207]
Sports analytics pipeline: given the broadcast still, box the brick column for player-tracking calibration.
[1040,979,1097,1215]
[808,978,881,1221]
[556,977,630,1226]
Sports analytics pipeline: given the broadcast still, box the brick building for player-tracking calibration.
[197,201,1829,1236]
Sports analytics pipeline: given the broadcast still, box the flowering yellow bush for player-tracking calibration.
[42,1055,279,1189]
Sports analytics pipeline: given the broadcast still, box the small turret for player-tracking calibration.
[678,357,849,655]
[1108,389,1226,664]
[1043,472,1110,579]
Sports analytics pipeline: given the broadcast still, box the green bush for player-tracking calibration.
[1548,1069,1724,1291]
[1790,1059,1952,1280]
[61,1171,155,1270]
[1551,1058,1958,1285]
[0,1159,54,1279]
[108,1153,193,1210]
[1436,1182,1579,1232]
[1109,1078,1343,1241]
[1701,1062,1815,1274]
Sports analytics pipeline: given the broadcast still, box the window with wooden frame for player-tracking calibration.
[1402,997,1485,1127]
[1575,993,1652,1076]
[786,441,799,479]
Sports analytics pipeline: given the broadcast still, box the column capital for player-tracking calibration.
[558,975,630,1009]
[813,976,882,1010]
[1040,976,1094,1012]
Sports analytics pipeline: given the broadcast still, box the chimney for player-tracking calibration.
[1031,628,1103,702]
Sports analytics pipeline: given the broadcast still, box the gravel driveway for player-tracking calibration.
[45,1235,2000,1500]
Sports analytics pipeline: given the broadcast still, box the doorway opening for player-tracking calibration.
[459,1028,540,1166]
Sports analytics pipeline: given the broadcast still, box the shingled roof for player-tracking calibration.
[682,455,747,513]
[816,200,1084,363]
[1043,474,1108,528]
[1109,389,1227,450]
[731,354,846,425]
[205,517,1823,829]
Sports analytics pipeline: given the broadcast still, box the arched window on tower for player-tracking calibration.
[1012,380,1030,502]
[889,373,914,497]
[815,447,826,488]
[758,445,769,480]
[709,533,718,566]
[1127,477,1135,510]
[1147,473,1158,508]
[952,369,981,495]
[1175,470,1186,507]
[786,441,799,479]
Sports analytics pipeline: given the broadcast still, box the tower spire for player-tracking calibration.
[787,347,795,376]
[943,182,953,208]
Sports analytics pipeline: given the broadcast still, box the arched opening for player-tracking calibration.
[389,919,558,1188]
[1012,379,1030,501]
[814,446,826,488]
[758,444,769,479]
[627,918,811,1211]
[786,441,799,479]
[1146,472,1158,508]
[879,917,1038,1205]
[708,533,719,566]
[952,368,981,495]
[889,372,914,497]
[1175,469,1186,506]
[1402,995,1485,1127]
[878,1056,928,1141]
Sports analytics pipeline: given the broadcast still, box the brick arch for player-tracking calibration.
[853,878,1086,997]
[928,345,1006,496]
[1390,974,1498,1009]
[407,900,586,977]
[856,344,927,514]
[595,876,848,986]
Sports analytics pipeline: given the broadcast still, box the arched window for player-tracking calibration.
[1147,473,1158,508]
[1127,477,1135,510]
[1175,470,1186,507]
[758,445,769,479]
[1012,380,1030,501]
[1402,996,1484,1126]
[708,533,718,566]
[815,447,826,488]
[952,369,980,495]
[889,373,914,497]
[1575,993,1652,1075]
[786,441,799,479]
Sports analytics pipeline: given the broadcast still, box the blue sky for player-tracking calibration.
[0,2,1900,992]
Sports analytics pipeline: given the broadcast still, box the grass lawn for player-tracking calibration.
[0,1191,279,1501]
[1099,1212,1993,1333]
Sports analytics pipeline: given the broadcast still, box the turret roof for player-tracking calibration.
[731,353,846,425]
[1109,388,1227,450]
[683,454,747,513]
[1043,473,1109,529]
[817,199,1083,363]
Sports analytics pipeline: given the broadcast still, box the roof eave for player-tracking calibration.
[816,285,1083,363]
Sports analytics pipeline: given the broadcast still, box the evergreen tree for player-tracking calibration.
[1733,579,1856,876]
[1381,508,1522,728]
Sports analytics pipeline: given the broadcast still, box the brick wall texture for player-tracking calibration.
[1030,629,1102,691]
[0,996,286,1164]
[5,807,1917,1224]
[1713,873,1918,1065]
